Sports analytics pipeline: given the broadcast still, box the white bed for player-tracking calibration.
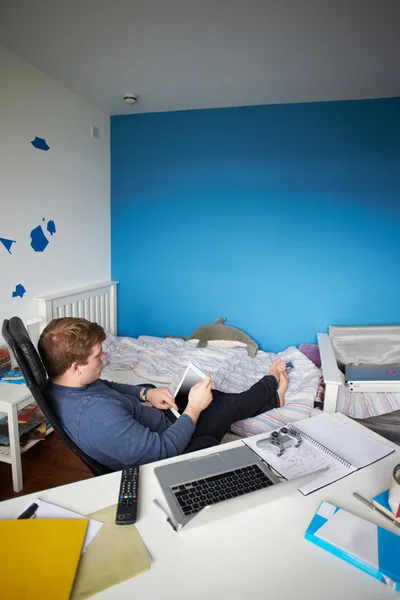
[318,332,400,421]
[33,281,324,436]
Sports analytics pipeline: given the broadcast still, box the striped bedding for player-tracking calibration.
[101,334,322,436]
[336,387,400,419]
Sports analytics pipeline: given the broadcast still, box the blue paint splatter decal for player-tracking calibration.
[12,284,26,298]
[30,225,49,252]
[31,137,50,151]
[0,238,16,254]
[47,220,56,235]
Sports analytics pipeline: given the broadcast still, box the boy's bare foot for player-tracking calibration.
[268,358,288,407]
[268,358,286,382]
[277,372,288,407]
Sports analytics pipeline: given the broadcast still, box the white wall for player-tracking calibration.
[0,46,110,342]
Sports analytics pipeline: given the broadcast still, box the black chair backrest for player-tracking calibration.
[1,317,111,477]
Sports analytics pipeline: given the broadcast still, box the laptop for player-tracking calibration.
[345,364,400,392]
[154,444,327,531]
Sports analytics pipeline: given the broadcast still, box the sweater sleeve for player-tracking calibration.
[78,397,195,467]
[100,379,144,400]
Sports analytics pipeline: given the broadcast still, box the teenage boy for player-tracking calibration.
[39,318,288,470]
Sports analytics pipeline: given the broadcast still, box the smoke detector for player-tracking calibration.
[123,93,138,105]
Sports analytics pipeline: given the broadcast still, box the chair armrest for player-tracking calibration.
[317,333,342,386]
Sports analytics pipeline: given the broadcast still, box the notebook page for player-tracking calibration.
[19,498,103,552]
[294,413,393,469]
[244,433,355,495]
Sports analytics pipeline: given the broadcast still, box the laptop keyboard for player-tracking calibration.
[171,464,273,518]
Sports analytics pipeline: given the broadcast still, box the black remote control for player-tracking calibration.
[115,466,139,525]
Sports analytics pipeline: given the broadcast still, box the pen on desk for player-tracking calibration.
[353,493,400,529]
[153,498,178,532]
[17,502,39,520]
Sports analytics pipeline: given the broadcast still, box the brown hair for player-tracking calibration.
[38,317,106,379]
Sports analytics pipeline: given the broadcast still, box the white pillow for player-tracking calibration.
[186,338,247,349]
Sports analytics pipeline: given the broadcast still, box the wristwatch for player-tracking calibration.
[142,386,152,402]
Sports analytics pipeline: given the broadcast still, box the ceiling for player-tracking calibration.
[1,0,399,115]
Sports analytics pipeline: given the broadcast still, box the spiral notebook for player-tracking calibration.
[244,413,394,495]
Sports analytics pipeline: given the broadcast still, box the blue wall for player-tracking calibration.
[111,98,400,351]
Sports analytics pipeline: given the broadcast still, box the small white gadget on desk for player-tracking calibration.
[170,362,206,419]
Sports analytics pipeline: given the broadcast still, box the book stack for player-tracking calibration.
[0,367,26,384]
[305,500,400,591]
[0,346,11,377]
[0,406,50,446]
[17,402,39,423]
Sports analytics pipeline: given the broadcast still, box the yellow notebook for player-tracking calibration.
[2,518,87,600]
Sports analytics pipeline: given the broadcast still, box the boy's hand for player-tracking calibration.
[187,374,213,413]
[146,387,178,411]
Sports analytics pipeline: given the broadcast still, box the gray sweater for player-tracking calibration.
[45,379,195,470]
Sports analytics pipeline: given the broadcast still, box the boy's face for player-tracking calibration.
[77,343,105,384]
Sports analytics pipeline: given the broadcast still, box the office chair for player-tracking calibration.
[1,317,111,477]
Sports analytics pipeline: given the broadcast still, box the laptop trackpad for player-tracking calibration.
[188,454,226,478]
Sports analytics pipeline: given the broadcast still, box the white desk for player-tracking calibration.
[0,383,36,492]
[0,414,399,600]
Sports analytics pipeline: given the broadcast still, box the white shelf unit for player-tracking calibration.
[0,384,53,492]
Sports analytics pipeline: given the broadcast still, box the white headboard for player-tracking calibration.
[35,281,119,334]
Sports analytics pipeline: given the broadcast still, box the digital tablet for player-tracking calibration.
[170,362,206,418]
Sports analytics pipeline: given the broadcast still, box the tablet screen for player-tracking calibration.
[174,364,206,415]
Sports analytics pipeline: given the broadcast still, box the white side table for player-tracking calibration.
[0,383,38,492]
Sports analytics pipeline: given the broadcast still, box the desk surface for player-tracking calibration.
[1,414,399,600]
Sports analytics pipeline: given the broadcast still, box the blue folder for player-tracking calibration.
[305,500,400,592]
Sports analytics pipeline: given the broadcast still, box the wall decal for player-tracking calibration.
[31,136,50,151]
[30,225,49,252]
[30,220,57,251]
[47,220,56,235]
[0,238,16,254]
[12,284,26,299]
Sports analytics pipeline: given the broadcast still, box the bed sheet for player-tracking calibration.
[321,367,400,419]
[337,388,400,419]
[101,334,322,436]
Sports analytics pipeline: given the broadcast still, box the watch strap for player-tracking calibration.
[142,386,152,402]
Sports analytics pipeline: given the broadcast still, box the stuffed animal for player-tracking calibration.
[186,317,258,357]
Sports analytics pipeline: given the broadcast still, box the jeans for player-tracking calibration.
[183,375,279,453]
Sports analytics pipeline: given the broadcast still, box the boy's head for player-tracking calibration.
[38,317,106,382]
